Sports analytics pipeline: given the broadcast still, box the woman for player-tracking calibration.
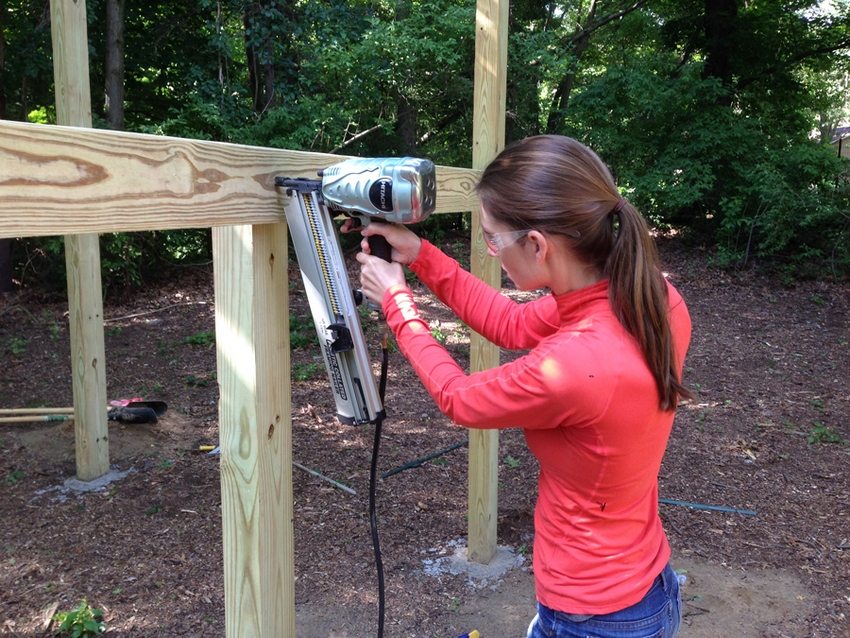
[353,135,691,638]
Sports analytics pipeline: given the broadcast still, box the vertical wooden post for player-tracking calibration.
[468,0,509,564]
[50,0,110,481]
[213,222,294,638]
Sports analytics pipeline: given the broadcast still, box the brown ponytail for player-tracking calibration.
[476,135,691,410]
[605,200,691,409]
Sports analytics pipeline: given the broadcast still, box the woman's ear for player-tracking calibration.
[526,230,548,262]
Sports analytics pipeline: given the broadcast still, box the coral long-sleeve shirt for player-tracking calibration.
[381,240,692,615]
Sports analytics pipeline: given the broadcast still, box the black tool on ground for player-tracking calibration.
[108,400,167,424]
[276,157,436,638]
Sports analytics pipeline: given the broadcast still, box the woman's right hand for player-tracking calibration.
[341,219,422,265]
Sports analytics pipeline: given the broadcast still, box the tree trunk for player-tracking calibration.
[0,239,13,294]
[544,1,598,134]
[703,0,736,101]
[545,33,592,134]
[392,0,417,153]
[395,97,418,155]
[244,2,276,113]
[105,0,126,130]
[0,3,15,293]
[0,0,7,120]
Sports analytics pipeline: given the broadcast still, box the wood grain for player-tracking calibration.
[51,0,110,482]
[0,120,481,239]
[467,0,509,564]
[213,223,294,637]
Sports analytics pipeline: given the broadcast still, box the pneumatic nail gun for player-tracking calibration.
[276,157,436,425]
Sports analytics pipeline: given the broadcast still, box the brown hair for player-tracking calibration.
[475,135,690,410]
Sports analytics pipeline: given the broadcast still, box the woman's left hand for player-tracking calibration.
[356,252,406,305]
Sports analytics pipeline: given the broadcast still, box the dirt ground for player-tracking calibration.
[0,237,848,637]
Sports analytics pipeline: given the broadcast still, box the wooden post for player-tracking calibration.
[50,0,110,481]
[213,222,294,638]
[467,0,509,564]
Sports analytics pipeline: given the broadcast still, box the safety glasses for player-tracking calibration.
[482,228,530,255]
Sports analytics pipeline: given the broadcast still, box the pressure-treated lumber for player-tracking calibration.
[213,222,294,637]
[0,120,480,239]
[467,0,509,564]
[50,0,110,482]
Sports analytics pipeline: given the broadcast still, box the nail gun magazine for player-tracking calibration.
[276,157,436,426]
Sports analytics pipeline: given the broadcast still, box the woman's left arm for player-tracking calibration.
[382,285,576,429]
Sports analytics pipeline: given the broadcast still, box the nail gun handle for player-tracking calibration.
[365,217,393,262]
[368,233,392,262]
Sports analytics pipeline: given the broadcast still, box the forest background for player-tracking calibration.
[0,0,849,294]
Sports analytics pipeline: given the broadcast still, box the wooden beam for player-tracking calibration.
[213,222,294,637]
[50,0,110,481]
[467,0,509,564]
[0,120,481,239]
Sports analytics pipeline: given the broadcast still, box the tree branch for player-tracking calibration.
[329,122,385,154]
[737,36,850,91]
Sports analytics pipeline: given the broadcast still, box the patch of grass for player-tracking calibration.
[53,600,105,637]
[185,373,215,388]
[289,315,315,349]
[182,330,215,347]
[5,336,27,355]
[5,469,25,486]
[293,362,324,382]
[807,422,846,446]
[431,326,448,344]
[503,455,522,469]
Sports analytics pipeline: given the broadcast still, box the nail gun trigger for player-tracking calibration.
[328,322,354,353]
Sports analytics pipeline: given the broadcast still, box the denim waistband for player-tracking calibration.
[561,564,674,623]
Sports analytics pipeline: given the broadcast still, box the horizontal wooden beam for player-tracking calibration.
[0,120,481,239]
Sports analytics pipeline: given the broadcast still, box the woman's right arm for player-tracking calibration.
[354,222,559,349]
[408,240,559,350]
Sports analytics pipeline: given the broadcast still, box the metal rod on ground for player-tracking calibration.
[0,407,75,415]
[0,415,74,424]
[660,497,756,516]
[292,461,357,495]
[381,440,468,479]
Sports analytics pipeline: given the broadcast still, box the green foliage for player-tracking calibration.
[4,337,28,356]
[289,315,315,350]
[12,230,212,295]
[808,422,847,446]
[185,373,215,388]
[4,469,26,486]
[293,361,325,381]
[183,330,216,347]
[503,455,522,469]
[53,600,105,638]
[3,0,850,289]
[568,51,850,275]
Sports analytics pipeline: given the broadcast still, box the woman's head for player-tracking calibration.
[475,135,622,273]
[476,135,691,410]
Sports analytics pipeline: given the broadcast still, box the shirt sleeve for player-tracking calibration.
[408,240,560,350]
[382,285,585,430]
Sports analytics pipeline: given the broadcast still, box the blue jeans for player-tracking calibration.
[526,564,682,638]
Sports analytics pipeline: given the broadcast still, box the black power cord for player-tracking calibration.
[369,326,391,638]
